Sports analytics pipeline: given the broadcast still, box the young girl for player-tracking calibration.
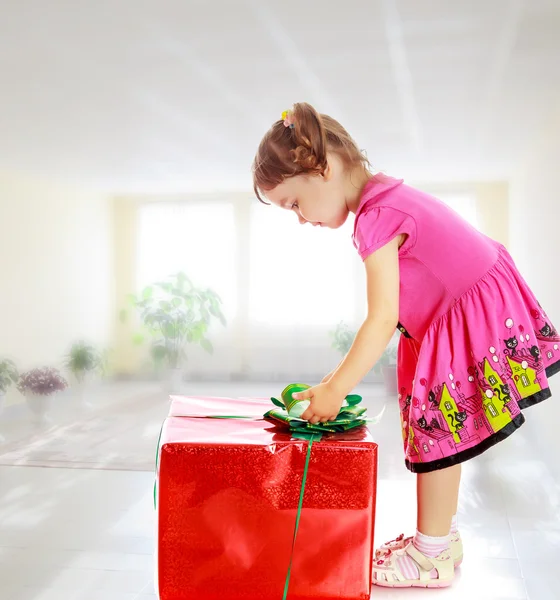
[252,102,559,589]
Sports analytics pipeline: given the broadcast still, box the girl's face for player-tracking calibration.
[263,154,351,229]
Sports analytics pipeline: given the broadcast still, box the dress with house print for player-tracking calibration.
[353,175,559,473]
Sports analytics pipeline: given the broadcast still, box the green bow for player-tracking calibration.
[266,392,368,434]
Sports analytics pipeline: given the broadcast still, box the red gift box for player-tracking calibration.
[156,395,378,600]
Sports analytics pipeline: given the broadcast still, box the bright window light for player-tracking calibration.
[248,206,359,327]
[438,193,479,230]
[136,202,237,318]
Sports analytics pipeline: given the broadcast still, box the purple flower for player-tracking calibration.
[17,367,68,396]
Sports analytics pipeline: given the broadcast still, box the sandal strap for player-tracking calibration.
[405,544,436,572]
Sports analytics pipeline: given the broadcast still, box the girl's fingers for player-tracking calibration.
[301,407,313,421]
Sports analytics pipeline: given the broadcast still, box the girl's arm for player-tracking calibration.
[321,359,343,383]
[327,235,401,398]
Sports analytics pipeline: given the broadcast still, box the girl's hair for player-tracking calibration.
[252,102,370,203]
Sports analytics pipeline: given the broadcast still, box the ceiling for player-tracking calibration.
[1,0,559,193]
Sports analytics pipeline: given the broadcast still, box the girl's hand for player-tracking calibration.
[292,383,344,424]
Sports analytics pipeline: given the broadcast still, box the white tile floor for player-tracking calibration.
[1,381,559,599]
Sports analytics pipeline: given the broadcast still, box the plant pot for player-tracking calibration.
[25,393,53,424]
[382,364,398,396]
[165,368,184,394]
[0,391,5,442]
[71,373,93,408]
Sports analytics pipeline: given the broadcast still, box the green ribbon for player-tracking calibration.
[282,432,317,600]
[154,422,165,509]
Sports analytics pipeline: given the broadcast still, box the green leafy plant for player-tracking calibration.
[0,359,19,394]
[329,321,399,375]
[64,342,106,382]
[124,272,226,370]
[330,321,356,355]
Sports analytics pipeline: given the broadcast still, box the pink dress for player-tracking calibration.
[353,175,559,473]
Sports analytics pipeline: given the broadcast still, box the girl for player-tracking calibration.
[252,102,559,589]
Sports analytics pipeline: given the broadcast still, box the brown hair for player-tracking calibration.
[252,102,370,203]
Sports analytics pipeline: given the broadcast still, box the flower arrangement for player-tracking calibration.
[17,367,68,396]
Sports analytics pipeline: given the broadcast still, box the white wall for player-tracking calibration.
[509,109,560,460]
[414,181,510,247]
[0,173,113,403]
[509,111,560,324]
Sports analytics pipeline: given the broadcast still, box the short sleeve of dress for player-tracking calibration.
[353,205,416,261]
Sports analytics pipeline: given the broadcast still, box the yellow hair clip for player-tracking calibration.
[282,109,295,129]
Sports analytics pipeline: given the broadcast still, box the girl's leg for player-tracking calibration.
[417,463,461,536]
[372,464,462,586]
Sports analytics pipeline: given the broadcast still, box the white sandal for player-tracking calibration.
[375,533,412,557]
[375,531,464,567]
[372,541,455,588]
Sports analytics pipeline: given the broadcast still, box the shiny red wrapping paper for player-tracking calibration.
[156,396,378,600]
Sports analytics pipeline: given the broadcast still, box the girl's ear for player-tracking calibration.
[322,160,333,182]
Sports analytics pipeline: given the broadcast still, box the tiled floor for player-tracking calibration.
[0,381,559,599]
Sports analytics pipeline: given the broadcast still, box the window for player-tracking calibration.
[438,193,479,230]
[445,401,453,411]
[488,403,498,417]
[521,374,530,387]
[248,205,359,327]
[136,202,237,318]
[488,375,497,386]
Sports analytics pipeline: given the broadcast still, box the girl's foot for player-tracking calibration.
[375,531,463,567]
[372,540,455,588]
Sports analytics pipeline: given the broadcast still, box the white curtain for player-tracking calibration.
[247,203,364,379]
[136,201,239,377]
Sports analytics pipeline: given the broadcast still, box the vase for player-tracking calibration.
[25,392,53,425]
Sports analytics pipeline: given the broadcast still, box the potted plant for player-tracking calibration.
[125,271,226,392]
[17,367,68,424]
[64,341,106,404]
[0,358,19,418]
[330,322,399,393]
[329,321,356,356]
[374,338,399,395]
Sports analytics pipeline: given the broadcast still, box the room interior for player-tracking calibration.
[0,1,559,599]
